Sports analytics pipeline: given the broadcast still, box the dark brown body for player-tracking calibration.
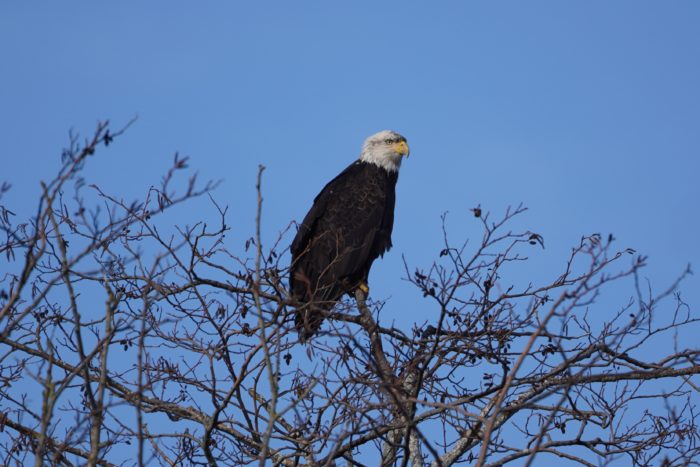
[290,160,398,340]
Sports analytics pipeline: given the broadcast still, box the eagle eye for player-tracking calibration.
[384,138,394,144]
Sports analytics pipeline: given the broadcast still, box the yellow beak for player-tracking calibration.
[393,140,410,157]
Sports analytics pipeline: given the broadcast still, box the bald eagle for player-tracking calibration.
[290,130,410,340]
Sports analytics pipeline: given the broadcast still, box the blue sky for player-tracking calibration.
[2,3,698,283]
[1,1,699,462]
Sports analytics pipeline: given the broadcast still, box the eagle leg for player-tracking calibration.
[357,282,370,294]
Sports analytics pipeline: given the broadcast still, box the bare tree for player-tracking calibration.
[1,122,698,466]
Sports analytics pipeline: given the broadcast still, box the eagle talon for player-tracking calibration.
[358,283,370,294]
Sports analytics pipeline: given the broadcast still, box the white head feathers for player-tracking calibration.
[359,130,410,172]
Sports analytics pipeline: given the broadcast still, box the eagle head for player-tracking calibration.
[359,130,410,172]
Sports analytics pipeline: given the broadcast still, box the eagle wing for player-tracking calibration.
[290,161,395,302]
